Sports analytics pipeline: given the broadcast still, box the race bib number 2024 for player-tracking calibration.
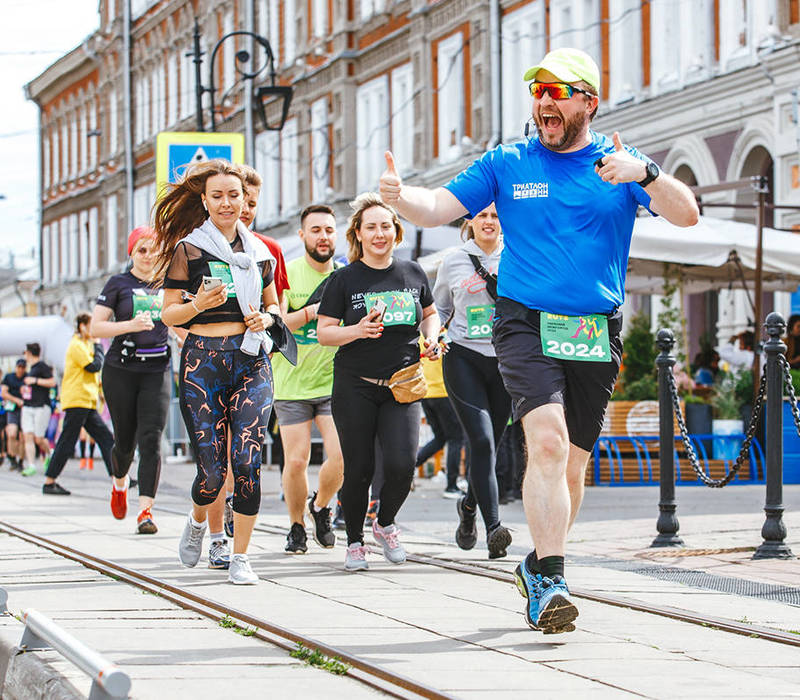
[540,313,611,362]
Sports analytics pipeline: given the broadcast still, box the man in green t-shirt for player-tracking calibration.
[274,204,344,554]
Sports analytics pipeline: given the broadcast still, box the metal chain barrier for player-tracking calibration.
[667,368,767,488]
[780,354,800,437]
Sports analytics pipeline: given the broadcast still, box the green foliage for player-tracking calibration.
[290,643,350,675]
[791,369,800,396]
[218,615,256,637]
[613,311,657,400]
[657,263,686,366]
[711,370,746,419]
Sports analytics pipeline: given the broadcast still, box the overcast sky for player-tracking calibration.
[0,0,99,269]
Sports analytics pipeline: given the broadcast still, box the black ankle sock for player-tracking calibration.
[538,555,565,579]
[525,550,540,574]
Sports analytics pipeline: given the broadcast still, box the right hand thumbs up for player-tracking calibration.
[379,150,402,204]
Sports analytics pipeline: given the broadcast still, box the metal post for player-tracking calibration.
[752,180,766,395]
[652,329,684,547]
[754,312,795,559]
[192,19,205,132]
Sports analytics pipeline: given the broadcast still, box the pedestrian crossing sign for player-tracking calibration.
[156,131,245,198]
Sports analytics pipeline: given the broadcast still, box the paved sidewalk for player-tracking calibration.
[0,462,799,698]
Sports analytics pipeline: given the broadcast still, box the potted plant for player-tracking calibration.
[710,368,745,461]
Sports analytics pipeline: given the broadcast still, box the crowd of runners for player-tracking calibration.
[8,48,699,633]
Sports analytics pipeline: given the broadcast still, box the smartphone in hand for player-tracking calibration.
[371,298,387,320]
[202,276,224,291]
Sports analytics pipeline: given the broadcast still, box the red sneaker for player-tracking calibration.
[136,508,157,534]
[79,458,87,470]
[110,482,128,519]
[87,457,94,471]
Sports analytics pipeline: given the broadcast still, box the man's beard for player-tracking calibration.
[534,110,588,151]
[307,243,334,263]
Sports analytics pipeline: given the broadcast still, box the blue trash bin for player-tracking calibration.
[783,400,800,483]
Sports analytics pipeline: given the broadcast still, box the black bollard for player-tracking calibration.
[651,329,684,547]
[753,313,795,559]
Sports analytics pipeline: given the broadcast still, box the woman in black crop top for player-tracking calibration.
[90,226,171,535]
[153,159,280,586]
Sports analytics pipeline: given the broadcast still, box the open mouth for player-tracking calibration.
[540,112,563,133]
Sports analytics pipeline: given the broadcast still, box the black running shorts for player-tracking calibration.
[492,297,622,452]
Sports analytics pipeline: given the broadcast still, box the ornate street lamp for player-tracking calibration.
[190,18,292,133]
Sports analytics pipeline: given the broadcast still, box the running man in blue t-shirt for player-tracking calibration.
[379,47,698,634]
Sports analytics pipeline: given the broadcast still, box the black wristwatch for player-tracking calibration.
[637,161,660,187]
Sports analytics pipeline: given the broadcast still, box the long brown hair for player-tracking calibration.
[345,192,404,262]
[152,159,246,279]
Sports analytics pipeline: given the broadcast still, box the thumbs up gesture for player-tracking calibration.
[593,132,649,186]
[379,151,402,204]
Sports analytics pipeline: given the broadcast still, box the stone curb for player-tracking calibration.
[0,618,81,700]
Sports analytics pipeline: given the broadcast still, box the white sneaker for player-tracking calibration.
[178,515,206,568]
[372,521,406,564]
[344,543,369,571]
[228,553,258,585]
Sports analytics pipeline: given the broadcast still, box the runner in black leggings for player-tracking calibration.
[317,192,441,571]
[91,226,171,534]
[433,203,512,558]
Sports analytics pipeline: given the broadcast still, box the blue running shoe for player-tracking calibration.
[514,561,578,634]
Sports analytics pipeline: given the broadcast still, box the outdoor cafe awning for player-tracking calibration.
[625,215,800,295]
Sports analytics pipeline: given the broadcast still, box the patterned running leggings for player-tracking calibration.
[179,333,273,516]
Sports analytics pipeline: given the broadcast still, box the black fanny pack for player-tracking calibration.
[120,339,170,365]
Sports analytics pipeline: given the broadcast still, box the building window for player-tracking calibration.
[108,89,118,156]
[133,183,151,228]
[89,208,98,273]
[70,113,78,179]
[650,0,680,91]
[52,125,60,185]
[89,98,98,169]
[312,0,327,37]
[435,32,465,162]
[60,218,68,280]
[69,213,79,278]
[280,117,299,214]
[167,52,178,125]
[43,133,50,190]
[106,195,118,267]
[79,106,88,174]
[255,129,280,227]
[360,0,385,22]
[356,75,389,192]
[41,224,50,284]
[681,0,713,83]
[156,60,166,132]
[284,0,297,65]
[390,63,414,171]
[608,0,641,104]
[79,210,89,276]
[223,11,235,92]
[310,97,329,203]
[181,46,193,120]
[500,0,545,142]
[50,223,59,282]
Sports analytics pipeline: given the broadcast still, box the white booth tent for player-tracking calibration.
[417,215,800,294]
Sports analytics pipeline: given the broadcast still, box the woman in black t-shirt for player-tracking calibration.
[153,159,283,586]
[91,226,171,535]
[318,192,442,571]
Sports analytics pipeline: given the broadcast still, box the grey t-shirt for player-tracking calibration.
[433,239,502,357]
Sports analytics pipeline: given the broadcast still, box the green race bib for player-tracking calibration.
[466,304,495,339]
[207,261,236,298]
[132,289,163,321]
[540,313,611,362]
[294,320,319,345]
[364,291,416,327]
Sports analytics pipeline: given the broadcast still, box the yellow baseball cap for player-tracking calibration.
[523,47,600,92]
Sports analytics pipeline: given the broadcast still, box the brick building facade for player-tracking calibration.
[26,0,800,348]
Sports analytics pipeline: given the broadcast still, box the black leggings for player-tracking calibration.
[45,408,114,479]
[179,334,273,516]
[332,370,421,545]
[102,363,171,499]
[417,397,464,488]
[443,343,511,531]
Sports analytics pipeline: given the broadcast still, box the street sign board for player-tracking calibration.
[155,131,245,197]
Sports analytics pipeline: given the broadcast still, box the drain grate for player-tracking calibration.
[569,554,800,607]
